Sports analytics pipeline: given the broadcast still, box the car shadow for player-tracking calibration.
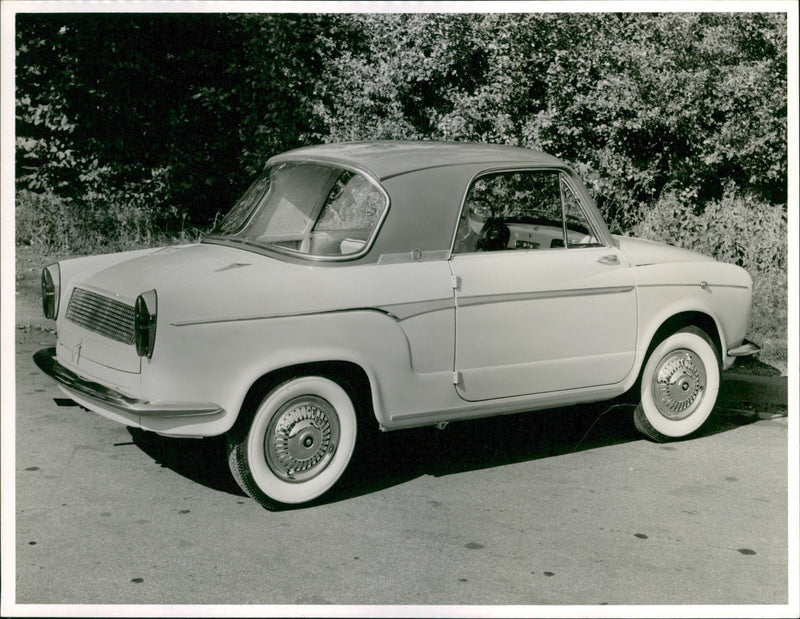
[330,400,759,505]
[128,428,246,496]
[127,394,761,506]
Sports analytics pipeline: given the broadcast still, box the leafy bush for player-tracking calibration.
[16,189,75,252]
[632,186,786,274]
[315,13,787,233]
[16,12,787,238]
[749,267,788,371]
[16,167,197,253]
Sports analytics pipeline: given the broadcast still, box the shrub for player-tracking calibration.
[16,168,199,254]
[749,267,788,371]
[632,186,786,274]
[16,189,76,252]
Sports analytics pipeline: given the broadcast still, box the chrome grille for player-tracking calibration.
[65,288,136,345]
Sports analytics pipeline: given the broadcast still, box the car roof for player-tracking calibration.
[268,141,566,181]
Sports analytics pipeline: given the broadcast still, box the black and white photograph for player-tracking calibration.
[1,1,797,617]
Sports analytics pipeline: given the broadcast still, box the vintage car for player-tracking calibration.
[35,141,759,509]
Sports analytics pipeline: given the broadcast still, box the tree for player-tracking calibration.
[15,13,351,228]
[316,13,787,230]
[16,12,787,241]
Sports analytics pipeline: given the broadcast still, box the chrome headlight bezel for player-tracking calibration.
[134,290,158,359]
[41,263,61,320]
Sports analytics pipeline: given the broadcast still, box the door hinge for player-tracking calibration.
[452,370,460,385]
[450,275,460,289]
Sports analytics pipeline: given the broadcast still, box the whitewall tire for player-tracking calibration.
[634,326,720,442]
[228,376,358,510]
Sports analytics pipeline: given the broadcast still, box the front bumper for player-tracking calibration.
[726,339,761,357]
[34,347,225,419]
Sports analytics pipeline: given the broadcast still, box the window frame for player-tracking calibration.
[449,166,609,256]
[204,159,391,263]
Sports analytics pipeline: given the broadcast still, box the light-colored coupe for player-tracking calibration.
[35,141,759,509]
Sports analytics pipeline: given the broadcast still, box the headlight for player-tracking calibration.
[41,263,61,320]
[134,290,158,359]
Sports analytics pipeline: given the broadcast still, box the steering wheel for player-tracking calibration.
[475,218,510,252]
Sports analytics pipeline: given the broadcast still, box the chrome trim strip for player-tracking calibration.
[33,348,224,418]
[171,298,454,327]
[172,307,374,327]
[377,249,450,264]
[637,283,750,290]
[457,285,634,308]
[378,298,454,320]
[175,287,629,326]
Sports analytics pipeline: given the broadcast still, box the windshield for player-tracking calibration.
[207,161,388,258]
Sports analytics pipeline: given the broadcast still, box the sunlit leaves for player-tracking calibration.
[15,12,787,241]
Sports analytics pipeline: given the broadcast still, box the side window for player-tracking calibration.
[453,170,601,253]
[314,171,384,232]
[310,170,387,256]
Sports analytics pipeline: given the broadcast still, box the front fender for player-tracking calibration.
[635,284,752,378]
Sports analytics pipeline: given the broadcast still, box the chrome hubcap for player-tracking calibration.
[265,396,339,482]
[652,349,706,420]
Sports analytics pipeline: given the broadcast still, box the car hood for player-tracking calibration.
[615,236,716,266]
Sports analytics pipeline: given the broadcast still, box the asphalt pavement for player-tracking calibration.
[6,328,792,614]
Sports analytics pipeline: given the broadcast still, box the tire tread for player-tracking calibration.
[227,437,284,511]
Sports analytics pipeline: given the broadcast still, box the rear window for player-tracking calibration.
[208,162,388,258]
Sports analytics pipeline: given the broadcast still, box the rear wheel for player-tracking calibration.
[633,326,720,442]
[228,376,358,510]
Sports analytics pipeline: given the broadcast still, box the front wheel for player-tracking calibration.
[227,376,358,510]
[633,326,720,442]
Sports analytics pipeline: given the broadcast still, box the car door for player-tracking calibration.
[450,168,637,402]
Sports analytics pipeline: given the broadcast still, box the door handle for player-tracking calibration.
[598,254,619,265]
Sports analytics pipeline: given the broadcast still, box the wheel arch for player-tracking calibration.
[623,309,723,399]
[644,311,722,364]
[227,360,376,440]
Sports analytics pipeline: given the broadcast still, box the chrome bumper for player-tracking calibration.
[33,347,224,418]
[726,339,761,357]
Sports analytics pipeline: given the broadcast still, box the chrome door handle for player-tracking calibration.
[598,254,619,265]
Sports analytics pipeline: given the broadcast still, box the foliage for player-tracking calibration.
[15,13,347,227]
[315,13,787,232]
[16,12,787,235]
[16,190,73,251]
[16,176,195,254]
[632,186,787,274]
[749,267,788,371]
